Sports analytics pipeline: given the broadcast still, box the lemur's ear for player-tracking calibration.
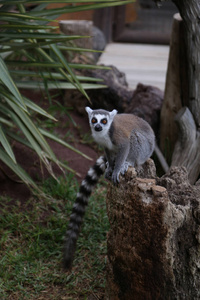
[85,107,93,116]
[110,109,118,118]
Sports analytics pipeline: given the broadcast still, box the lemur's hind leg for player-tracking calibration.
[105,164,112,180]
[104,148,114,180]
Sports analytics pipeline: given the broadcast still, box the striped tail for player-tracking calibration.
[63,156,106,270]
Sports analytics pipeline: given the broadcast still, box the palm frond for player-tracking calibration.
[0,0,132,189]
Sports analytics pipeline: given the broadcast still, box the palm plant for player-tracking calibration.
[0,0,134,190]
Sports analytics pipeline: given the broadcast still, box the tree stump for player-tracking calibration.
[106,161,200,299]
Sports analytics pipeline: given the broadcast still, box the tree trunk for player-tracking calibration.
[106,162,200,299]
[158,0,200,182]
[171,107,200,184]
[171,0,200,126]
[106,2,200,298]
[159,14,183,159]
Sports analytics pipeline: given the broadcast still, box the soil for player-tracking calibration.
[0,91,100,201]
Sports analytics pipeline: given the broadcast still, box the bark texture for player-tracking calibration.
[171,0,200,126]
[171,107,200,184]
[106,160,200,300]
[159,14,183,155]
[158,1,200,182]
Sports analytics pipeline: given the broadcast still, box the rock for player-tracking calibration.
[59,20,106,63]
[59,20,93,50]
[86,65,133,113]
[125,83,164,135]
[106,162,200,299]
[65,65,133,115]
[60,21,163,133]
[65,80,163,140]
[92,26,106,61]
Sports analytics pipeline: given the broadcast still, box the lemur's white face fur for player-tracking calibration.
[85,107,117,149]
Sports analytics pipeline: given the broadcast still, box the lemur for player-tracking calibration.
[63,107,155,269]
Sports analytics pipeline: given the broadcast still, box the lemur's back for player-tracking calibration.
[110,114,155,165]
[110,114,154,145]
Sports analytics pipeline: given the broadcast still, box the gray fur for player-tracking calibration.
[85,107,155,184]
[63,108,155,270]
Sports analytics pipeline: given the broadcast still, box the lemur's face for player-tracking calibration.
[85,107,117,134]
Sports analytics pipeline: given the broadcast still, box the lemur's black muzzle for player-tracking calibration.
[94,124,102,132]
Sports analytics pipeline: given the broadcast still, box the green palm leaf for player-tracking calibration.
[0,11,55,22]
[0,148,37,189]
[0,126,16,163]
[27,1,135,16]
[39,128,92,161]
[0,57,27,111]
[0,0,125,4]
[0,0,132,189]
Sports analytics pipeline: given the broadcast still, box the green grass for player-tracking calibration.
[0,174,108,299]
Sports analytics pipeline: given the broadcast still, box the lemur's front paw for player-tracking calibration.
[120,162,130,175]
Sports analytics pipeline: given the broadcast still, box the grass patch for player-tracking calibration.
[0,174,108,299]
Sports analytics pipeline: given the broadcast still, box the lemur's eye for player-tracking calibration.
[91,117,97,124]
[101,118,107,125]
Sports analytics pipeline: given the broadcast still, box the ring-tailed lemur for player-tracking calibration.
[63,107,155,269]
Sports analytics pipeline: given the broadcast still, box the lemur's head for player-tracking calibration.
[85,107,117,134]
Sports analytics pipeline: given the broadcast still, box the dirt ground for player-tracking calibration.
[0,92,99,201]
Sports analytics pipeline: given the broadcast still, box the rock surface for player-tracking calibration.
[125,83,164,135]
[65,67,163,137]
[106,161,200,299]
